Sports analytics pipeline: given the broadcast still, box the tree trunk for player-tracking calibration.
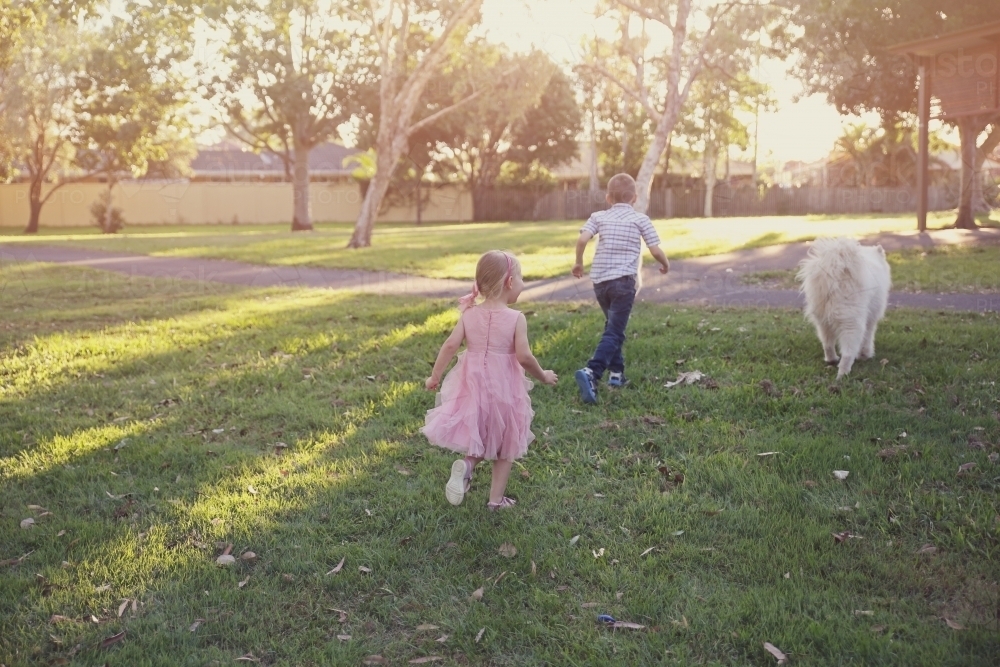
[954,116,980,229]
[971,121,1000,215]
[291,144,313,231]
[635,105,683,214]
[703,140,717,218]
[24,177,43,234]
[588,107,600,192]
[349,139,401,248]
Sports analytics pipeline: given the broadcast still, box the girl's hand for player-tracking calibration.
[541,370,558,386]
[425,376,440,391]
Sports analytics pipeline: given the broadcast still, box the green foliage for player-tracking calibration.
[1,264,998,665]
[89,189,125,234]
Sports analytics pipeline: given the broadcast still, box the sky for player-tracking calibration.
[479,0,885,165]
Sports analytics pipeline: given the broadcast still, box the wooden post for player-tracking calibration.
[916,56,930,233]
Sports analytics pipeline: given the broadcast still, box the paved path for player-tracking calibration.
[3,227,999,312]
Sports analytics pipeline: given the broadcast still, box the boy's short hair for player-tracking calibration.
[607,173,637,203]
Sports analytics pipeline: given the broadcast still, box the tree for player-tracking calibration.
[789,0,1000,228]
[73,5,194,233]
[0,15,89,233]
[582,0,778,214]
[345,0,484,248]
[209,0,358,231]
[404,47,580,218]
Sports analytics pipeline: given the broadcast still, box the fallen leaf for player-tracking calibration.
[531,560,537,576]
[832,531,852,543]
[672,530,684,536]
[581,602,599,608]
[49,615,71,624]
[611,621,646,630]
[763,641,788,664]
[20,518,35,529]
[416,624,439,631]
[363,657,386,665]
[592,548,605,559]
[664,371,704,388]
[238,576,250,589]
[520,469,530,478]
[757,452,780,457]
[117,600,129,618]
[189,619,203,632]
[616,591,624,600]
[216,555,236,566]
[247,485,258,495]
[498,543,517,558]
[94,584,111,593]
[409,656,444,664]
[988,452,999,464]
[27,504,46,511]
[944,618,963,630]
[475,627,485,643]
[916,544,937,555]
[210,518,224,526]
[569,535,580,546]
[957,462,976,474]
[494,571,508,585]
[471,587,484,601]
[435,634,449,643]
[593,493,605,498]
[358,565,372,574]
[854,610,874,616]
[236,653,260,662]
[56,530,66,537]
[833,470,850,480]
[640,547,657,557]
[336,634,351,641]
[100,630,126,649]
[239,551,257,563]
[394,465,412,476]
[282,574,295,582]
[326,557,345,575]
[643,415,665,425]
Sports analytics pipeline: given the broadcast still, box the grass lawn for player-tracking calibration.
[2,264,999,666]
[0,212,961,281]
[742,244,1000,294]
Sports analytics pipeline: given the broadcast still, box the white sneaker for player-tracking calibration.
[445,459,469,506]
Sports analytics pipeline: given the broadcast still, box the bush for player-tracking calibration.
[91,189,125,233]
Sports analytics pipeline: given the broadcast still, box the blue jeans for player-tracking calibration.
[586,275,636,379]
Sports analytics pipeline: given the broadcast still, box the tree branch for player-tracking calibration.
[615,0,667,26]
[581,61,661,122]
[406,87,484,137]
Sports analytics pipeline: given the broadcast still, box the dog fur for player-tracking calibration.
[797,237,891,379]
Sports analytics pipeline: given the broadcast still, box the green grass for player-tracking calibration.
[742,244,1000,293]
[2,264,998,666]
[0,212,957,281]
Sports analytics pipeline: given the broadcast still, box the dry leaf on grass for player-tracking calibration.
[471,587,484,601]
[240,551,257,563]
[238,576,250,589]
[336,635,351,641]
[569,535,580,546]
[415,624,439,631]
[408,657,444,664]
[944,618,963,630]
[236,653,261,662]
[94,584,111,593]
[117,600,129,618]
[854,610,873,616]
[49,614,71,624]
[326,557,345,575]
[592,548,605,559]
[611,621,645,630]
[363,657,386,665]
[210,518,224,526]
[757,452,780,457]
[832,531,861,543]
[581,602,599,608]
[664,371,704,388]
[435,634,449,643]
[19,518,35,529]
[640,547,656,557]
[247,485,258,495]
[916,544,937,555]
[957,462,976,474]
[531,560,536,576]
[189,619,203,632]
[216,555,236,566]
[498,543,517,558]
[763,642,787,664]
[358,565,372,574]
[100,630,126,649]
[475,627,485,643]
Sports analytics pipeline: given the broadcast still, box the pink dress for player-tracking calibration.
[421,306,534,460]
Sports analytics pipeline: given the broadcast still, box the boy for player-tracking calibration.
[571,173,669,404]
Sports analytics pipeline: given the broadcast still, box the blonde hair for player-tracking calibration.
[607,173,637,204]
[475,250,520,300]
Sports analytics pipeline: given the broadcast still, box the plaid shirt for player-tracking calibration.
[581,204,662,284]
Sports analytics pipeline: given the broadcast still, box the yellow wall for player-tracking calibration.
[0,181,473,227]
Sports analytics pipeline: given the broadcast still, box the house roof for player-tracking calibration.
[887,19,1000,57]
[190,142,361,178]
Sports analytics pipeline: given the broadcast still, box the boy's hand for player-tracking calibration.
[659,260,670,275]
[425,376,439,391]
[572,263,584,278]
[541,370,558,386]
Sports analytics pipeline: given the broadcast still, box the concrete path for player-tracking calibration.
[3,227,999,312]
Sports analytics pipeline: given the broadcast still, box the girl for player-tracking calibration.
[422,250,558,511]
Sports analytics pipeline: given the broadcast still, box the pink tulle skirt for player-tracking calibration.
[421,350,534,460]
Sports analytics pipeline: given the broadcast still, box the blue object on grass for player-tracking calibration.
[597,614,616,625]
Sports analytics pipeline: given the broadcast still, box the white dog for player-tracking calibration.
[797,237,891,379]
